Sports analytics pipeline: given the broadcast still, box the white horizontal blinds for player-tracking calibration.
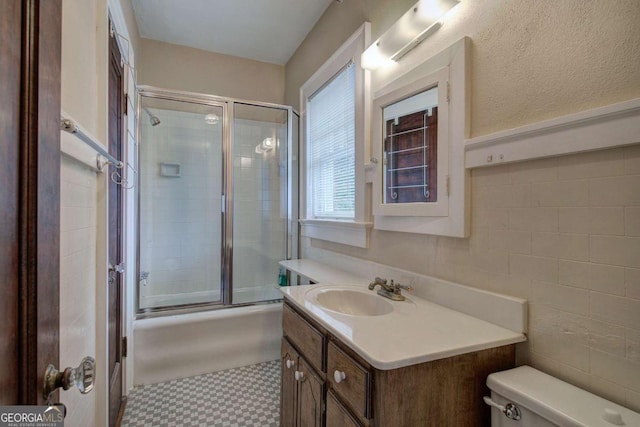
[308,61,355,219]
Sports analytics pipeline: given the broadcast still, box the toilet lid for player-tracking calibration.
[487,366,640,427]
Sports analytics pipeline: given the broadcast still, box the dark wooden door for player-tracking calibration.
[0,0,61,405]
[108,23,125,427]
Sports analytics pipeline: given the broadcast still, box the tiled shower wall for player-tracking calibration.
[139,110,222,307]
[307,144,640,411]
[139,112,287,307]
[232,118,287,303]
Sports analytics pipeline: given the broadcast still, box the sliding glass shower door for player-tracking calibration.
[138,96,225,310]
[137,88,296,314]
[230,103,289,304]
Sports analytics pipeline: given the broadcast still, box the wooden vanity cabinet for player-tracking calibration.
[281,300,516,427]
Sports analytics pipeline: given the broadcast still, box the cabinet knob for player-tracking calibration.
[334,370,346,384]
[286,359,295,369]
[295,371,304,381]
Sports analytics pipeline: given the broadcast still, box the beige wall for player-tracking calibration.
[138,38,285,104]
[289,0,640,411]
[117,0,141,56]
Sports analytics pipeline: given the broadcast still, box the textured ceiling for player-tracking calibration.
[131,0,333,65]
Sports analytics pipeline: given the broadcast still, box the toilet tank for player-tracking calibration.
[486,366,640,427]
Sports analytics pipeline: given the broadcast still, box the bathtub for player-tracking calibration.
[133,303,283,385]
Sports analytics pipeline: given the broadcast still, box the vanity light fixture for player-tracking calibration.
[255,137,276,154]
[204,113,219,125]
[361,0,460,70]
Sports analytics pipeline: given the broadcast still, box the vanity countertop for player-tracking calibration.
[280,283,526,370]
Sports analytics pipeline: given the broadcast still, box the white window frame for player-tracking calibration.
[300,23,372,248]
[371,37,470,237]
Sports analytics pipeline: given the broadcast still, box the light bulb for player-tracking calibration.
[204,113,219,125]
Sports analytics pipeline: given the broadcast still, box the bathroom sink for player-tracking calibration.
[306,287,394,316]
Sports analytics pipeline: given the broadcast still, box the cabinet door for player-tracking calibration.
[326,390,363,427]
[297,357,324,427]
[281,338,298,427]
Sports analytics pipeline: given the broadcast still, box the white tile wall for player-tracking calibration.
[59,157,97,427]
[138,108,289,306]
[306,144,640,411]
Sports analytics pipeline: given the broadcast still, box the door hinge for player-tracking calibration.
[124,93,128,116]
[446,81,451,103]
[446,175,450,196]
[122,336,128,358]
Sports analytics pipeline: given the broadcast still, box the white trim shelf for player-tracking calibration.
[464,98,640,168]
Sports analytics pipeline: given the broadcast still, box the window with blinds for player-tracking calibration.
[307,61,355,219]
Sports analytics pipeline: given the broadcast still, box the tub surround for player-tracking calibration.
[279,259,526,370]
[133,303,282,385]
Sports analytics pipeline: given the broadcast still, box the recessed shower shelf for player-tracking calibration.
[159,162,181,177]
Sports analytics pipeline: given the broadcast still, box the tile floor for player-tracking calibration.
[121,360,280,427]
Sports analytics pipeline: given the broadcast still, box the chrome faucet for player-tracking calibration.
[368,277,413,301]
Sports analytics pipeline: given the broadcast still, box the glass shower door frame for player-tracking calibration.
[135,86,296,316]
[226,102,294,306]
[136,88,228,314]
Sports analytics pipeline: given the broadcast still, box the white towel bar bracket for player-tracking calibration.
[61,116,136,189]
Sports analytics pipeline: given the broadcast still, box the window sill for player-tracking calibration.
[300,219,372,248]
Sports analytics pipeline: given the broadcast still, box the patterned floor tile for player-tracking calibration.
[122,360,280,427]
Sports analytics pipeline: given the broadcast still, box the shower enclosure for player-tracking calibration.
[136,86,298,313]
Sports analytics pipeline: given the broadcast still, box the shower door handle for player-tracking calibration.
[108,263,125,285]
[110,262,125,274]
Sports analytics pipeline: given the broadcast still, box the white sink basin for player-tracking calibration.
[306,287,394,316]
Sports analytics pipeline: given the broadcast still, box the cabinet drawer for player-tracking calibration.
[282,303,325,373]
[327,341,371,419]
[326,390,364,427]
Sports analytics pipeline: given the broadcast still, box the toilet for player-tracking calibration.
[486,366,640,426]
